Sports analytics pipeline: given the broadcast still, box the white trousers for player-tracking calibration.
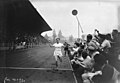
[54,50,63,61]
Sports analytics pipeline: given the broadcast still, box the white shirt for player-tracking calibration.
[73,47,79,52]
[101,39,111,48]
[81,56,93,68]
[53,43,64,51]
[88,40,100,50]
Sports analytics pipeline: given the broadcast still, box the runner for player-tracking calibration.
[50,38,64,68]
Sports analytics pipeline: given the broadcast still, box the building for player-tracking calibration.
[0,0,52,47]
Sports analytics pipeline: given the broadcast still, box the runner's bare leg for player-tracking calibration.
[57,56,62,62]
[55,61,58,68]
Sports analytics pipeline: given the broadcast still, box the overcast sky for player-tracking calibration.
[31,1,118,38]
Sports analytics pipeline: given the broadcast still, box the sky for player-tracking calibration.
[30,1,118,38]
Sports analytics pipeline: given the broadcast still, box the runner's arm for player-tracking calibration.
[49,43,54,48]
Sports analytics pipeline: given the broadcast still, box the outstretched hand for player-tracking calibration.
[95,29,99,33]
[48,42,53,47]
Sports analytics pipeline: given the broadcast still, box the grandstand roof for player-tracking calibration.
[7,0,51,34]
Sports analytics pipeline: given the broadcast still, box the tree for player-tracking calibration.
[52,29,57,43]
[44,34,49,40]
[58,30,63,39]
[69,35,74,42]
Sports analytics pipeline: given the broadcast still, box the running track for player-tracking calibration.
[0,45,77,83]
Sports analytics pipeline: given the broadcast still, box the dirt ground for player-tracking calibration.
[0,45,77,83]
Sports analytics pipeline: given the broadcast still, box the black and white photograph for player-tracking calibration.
[0,0,120,83]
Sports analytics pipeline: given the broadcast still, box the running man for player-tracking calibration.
[50,38,64,68]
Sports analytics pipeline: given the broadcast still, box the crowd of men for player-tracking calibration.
[64,29,120,83]
[7,34,48,50]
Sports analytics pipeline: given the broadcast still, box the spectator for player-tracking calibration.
[86,34,100,58]
[63,42,70,56]
[100,34,111,53]
[92,53,120,83]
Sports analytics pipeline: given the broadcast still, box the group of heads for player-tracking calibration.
[81,50,106,67]
[98,29,119,42]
